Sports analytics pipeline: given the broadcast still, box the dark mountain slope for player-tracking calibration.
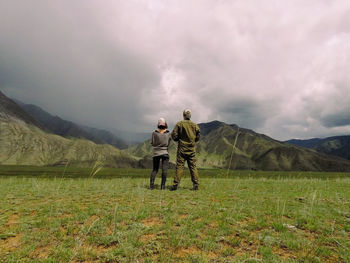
[286,136,350,160]
[16,102,103,144]
[286,138,322,148]
[81,126,129,149]
[15,100,129,149]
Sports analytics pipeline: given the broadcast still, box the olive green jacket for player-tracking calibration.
[171,120,200,153]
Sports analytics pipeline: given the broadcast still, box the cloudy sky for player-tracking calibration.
[1,0,350,140]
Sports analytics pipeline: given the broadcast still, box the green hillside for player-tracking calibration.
[15,100,130,149]
[287,136,350,160]
[0,91,138,168]
[0,120,138,167]
[127,121,350,171]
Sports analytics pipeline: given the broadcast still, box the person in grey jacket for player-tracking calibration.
[150,118,171,190]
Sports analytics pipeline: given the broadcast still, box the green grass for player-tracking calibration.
[0,166,349,262]
[1,165,350,179]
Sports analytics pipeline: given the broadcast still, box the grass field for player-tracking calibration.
[0,166,349,262]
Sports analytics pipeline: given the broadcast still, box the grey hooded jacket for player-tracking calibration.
[151,130,171,157]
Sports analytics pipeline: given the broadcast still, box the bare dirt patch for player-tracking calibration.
[234,239,260,257]
[30,244,52,259]
[297,228,317,241]
[210,197,220,203]
[92,244,114,253]
[142,217,163,227]
[7,214,19,226]
[58,212,72,219]
[238,217,255,227]
[79,242,117,258]
[207,221,218,229]
[178,214,188,219]
[105,226,113,235]
[0,234,21,253]
[86,215,99,227]
[140,233,157,242]
[206,250,219,259]
[272,246,297,260]
[30,211,37,217]
[176,246,201,258]
[194,217,203,222]
[60,226,67,234]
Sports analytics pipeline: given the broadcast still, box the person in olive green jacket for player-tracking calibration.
[171,109,200,191]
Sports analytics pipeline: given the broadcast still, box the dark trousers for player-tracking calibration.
[150,155,169,187]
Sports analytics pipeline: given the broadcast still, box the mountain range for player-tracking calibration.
[286,136,350,161]
[14,99,145,149]
[0,91,138,167]
[128,121,350,171]
[2,90,350,171]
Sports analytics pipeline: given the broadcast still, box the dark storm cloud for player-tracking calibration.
[322,113,350,128]
[217,98,276,129]
[1,0,350,139]
[0,1,160,130]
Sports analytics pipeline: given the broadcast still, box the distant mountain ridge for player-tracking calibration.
[3,90,350,171]
[15,100,129,149]
[286,138,322,149]
[286,136,350,160]
[16,102,102,143]
[128,120,350,171]
[0,91,138,167]
[81,126,129,149]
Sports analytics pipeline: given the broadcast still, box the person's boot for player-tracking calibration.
[161,177,166,190]
[170,185,178,191]
[150,178,155,190]
[191,185,199,191]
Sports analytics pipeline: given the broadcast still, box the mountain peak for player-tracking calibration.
[198,120,227,136]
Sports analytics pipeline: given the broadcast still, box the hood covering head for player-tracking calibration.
[158,117,166,127]
[183,109,191,119]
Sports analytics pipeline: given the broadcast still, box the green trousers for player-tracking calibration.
[174,150,199,186]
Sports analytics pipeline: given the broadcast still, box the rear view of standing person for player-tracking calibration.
[150,118,171,190]
[171,109,200,191]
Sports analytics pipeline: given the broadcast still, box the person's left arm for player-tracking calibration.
[167,132,172,146]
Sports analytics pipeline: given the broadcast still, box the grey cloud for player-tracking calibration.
[1,0,350,139]
[0,0,160,131]
[321,111,350,128]
[216,97,279,129]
